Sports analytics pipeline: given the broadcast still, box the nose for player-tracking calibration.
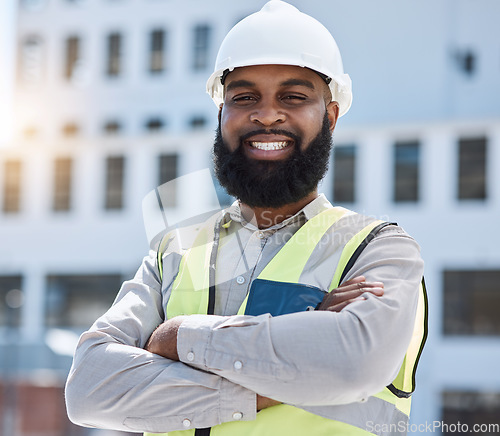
[249,102,286,126]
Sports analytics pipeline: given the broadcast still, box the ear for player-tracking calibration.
[326,101,340,133]
[218,104,224,124]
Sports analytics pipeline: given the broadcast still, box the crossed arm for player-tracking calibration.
[145,276,385,411]
[145,276,384,360]
[143,276,383,410]
[65,231,423,433]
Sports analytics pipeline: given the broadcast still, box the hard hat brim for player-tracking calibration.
[206,65,352,117]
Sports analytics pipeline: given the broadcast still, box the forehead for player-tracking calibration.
[224,64,326,92]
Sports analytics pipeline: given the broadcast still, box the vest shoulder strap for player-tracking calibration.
[156,211,222,282]
[334,220,428,399]
[338,221,397,284]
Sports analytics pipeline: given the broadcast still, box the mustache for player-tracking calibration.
[239,129,301,144]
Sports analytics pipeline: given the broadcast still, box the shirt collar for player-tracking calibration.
[222,194,334,232]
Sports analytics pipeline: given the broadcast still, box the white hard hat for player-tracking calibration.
[206,0,352,117]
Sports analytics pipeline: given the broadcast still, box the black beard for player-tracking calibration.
[212,113,333,208]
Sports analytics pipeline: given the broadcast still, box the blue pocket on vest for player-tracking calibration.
[244,279,327,316]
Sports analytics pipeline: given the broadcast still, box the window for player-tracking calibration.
[332,145,356,203]
[105,156,125,210]
[189,116,207,130]
[18,35,43,85]
[0,276,23,327]
[394,141,420,202]
[45,274,122,328]
[149,29,166,73]
[158,154,178,208]
[145,117,165,132]
[62,122,79,137]
[64,36,80,80]
[20,0,47,11]
[3,160,22,213]
[192,24,211,71]
[458,137,487,200]
[442,391,500,435]
[106,32,122,77]
[23,126,38,139]
[103,120,122,135]
[454,49,476,76]
[53,157,72,212]
[443,269,500,335]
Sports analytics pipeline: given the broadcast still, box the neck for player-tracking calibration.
[240,191,319,229]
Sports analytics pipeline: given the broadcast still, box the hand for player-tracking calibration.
[256,394,281,411]
[317,276,384,312]
[145,316,188,361]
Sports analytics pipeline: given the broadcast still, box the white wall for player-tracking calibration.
[0,0,16,146]
[12,0,500,140]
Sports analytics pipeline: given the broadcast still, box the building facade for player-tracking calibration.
[1,0,499,435]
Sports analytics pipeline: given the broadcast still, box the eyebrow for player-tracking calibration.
[279,78,316,90]
[225,78,316,92]
[225,80,256,92]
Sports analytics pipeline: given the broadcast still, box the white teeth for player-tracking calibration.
[250,141,289,151]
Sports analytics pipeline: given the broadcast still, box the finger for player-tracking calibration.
[355,280,384,290]
[326,296,365,313]
[335,282,384,294]
[327,287,384,305]
[323,286,381,305]
[340,276,366,287]
[338,277,385,291]
[343,287,384,299]
[319,286,384,310]
[357,282,384,292]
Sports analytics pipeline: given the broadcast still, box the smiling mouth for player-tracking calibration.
[248,141,291,151]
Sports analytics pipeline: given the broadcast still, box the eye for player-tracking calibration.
[281,94,307,104]
[231,94,258,105]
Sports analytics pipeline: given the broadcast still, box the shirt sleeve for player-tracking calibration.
[65,251,256,433]
[176,226,424,406]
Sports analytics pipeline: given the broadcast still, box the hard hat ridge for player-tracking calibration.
[261,0,299,13]
[206,0,352,117]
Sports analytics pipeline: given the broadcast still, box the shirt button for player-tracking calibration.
[182,418,191,428]
[186,352,195,362]
[234,360,243,370]
[236,276,245,285]
[232,412,243,420]
[257,232,265,239]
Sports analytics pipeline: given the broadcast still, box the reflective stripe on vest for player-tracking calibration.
[148,208,428,436]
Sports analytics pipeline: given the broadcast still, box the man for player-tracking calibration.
[66,2,426,435]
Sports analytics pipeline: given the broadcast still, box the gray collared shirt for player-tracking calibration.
[65,195,424,433]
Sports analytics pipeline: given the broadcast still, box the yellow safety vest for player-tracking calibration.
[148,207,428,436]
